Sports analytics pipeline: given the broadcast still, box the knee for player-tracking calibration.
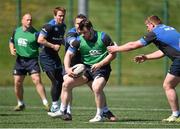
[32,78,41,86]
[62,81,72,91]
[15,80,23,87]
[92,86,102,94]
[163,82,171,91]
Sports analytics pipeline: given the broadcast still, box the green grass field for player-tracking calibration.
[0,0,180,86]
[1,85,180,128]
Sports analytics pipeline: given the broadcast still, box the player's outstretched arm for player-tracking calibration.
[107,40,144,53]
[134,54,147,63]
[134,50,165,63]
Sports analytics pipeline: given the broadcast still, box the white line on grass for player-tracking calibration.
[0,105,170,111]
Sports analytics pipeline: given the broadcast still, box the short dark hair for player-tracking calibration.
[75,14,87,20]
[53,7,66,16]
[79,19,93,31]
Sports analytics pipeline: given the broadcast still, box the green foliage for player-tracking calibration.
[0,0,179,86]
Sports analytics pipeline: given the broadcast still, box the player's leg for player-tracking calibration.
[31,73,49,111]
[13,75,25,111]
[89,65,117,122]
[48,75,88,120]
[63,75,72,115]
[89,76,106,122]
[46,69,63,112]
[162,73,180,122]
[29,58,49,111]
[61,75,88,111]
[101,91,118,121]
[13,57,26,111]
[87,82,117,121]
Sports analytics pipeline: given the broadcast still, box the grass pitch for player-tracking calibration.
[0,86,180,128]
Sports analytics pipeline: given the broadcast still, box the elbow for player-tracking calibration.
[37,36,46,44]
[113,53,117,59]
[37,38,43,44]
[110,53,116,60]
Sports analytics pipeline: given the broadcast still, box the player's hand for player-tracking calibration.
[107,46,119,53]
[91,63,102,72]
[53,44,60,51]
[134,54,147,63]
[10,48,16,56]
[66,67,78,78]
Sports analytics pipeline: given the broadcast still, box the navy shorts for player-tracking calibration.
[39,54,62,72]
[13,56,40,75]
[169,58,180,77]
[84,64,111,82]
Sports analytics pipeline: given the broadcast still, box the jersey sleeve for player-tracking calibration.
[35,32,40,47]
[67,36,81,53]
[35,32,40,40]
[101,32,114,47]
[39,24,52,37]
[139,31,157,46]
[65,28,78,45]
[66,32,78,45]
[65,28,78,51]
[67,46,77,53]
[9,30,16,44]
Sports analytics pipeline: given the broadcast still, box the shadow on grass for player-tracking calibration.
[0,112,38,116]
[119,118,159,122]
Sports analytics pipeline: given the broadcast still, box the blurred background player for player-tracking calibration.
[47,14,87,119]
[38,7,66,112]
[9,13,49,111]
[108,15,180,122]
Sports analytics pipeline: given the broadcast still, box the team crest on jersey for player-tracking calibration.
[89,50,102,56]
[18,38,28,47]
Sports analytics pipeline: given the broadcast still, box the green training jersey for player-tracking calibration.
[79,32,108,65]
[13,26,39,58]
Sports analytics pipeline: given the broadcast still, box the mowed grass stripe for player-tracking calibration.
[0,86,180,128]
[0,105,170,111]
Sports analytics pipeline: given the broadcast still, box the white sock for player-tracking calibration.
[18,100,24,106]
[60,102,67,112]
[52,101,59,107]
[96,108,103,116]
[103,106,109,113]
[67,104,71,114]
[42,99,48,105]
[172,111,180,117]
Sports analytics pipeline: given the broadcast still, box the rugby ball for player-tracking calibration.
[72,64,86,76]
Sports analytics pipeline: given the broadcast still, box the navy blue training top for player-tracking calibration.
[39,19,66,56]
[65,27,79,51]
[140,24,180,61]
